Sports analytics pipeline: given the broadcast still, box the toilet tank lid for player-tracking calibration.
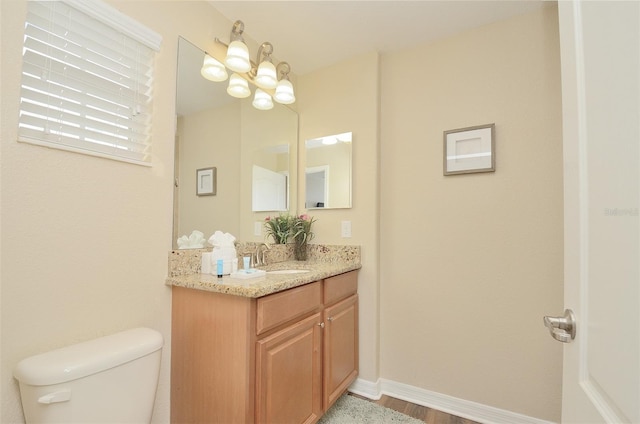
[13,327,163,386]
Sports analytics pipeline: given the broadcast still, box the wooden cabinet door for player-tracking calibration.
[255,312,323,424]
[323,294,359,410]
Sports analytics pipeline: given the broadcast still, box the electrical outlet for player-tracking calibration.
[341,220,352,238]
[254,221,262,236]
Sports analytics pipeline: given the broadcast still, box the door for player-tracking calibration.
[255,313,323,424]
[557,1,639,422]
[323,294,359,410]
[252,164,288,212]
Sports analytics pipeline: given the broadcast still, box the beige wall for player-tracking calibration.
[0,1,234,422]
[297,52,381,382]
[379,4,563,421]
[177,102,241,240]
[1,1,564,423]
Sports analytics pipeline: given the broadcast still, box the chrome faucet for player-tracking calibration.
[255,242,271,267]
[242,243,271,268]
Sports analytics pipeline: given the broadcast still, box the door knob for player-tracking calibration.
[543,309,576,343]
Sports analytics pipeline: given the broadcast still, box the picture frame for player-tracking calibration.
[196,167,216,196]
[443,123,495,175]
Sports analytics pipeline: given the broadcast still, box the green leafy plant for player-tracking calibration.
[264,214,295,244]
[292,214,316,244]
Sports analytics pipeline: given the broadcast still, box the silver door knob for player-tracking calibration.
[543,309,576,343]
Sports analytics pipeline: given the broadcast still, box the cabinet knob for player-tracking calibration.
[318,322,325,328]
[327,317,334,322]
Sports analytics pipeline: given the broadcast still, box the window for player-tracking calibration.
[18,0,162,166]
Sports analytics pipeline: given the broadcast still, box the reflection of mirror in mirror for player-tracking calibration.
[252,144,289,212]
[305,132,352,209]
[174,37,298,248]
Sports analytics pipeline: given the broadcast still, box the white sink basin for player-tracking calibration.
[267,269,311,275]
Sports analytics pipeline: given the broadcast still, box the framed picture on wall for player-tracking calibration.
[196,167,216,196]
[443,123,495,175]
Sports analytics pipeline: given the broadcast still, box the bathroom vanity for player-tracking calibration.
[167,256,359,424]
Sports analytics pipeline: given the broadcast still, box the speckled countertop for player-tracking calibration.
[166,260,360,298]
[166,244,361,298]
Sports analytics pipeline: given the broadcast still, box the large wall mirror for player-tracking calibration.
[174,37,298,248]
[305,132,352,209]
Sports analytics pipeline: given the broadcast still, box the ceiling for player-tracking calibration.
[178,1,547,116]
[209,1,547,76]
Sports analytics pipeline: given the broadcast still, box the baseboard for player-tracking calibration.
[349,378,556,424]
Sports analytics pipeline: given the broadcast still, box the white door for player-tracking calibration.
[252,165,288,212]
[556,1,639,422]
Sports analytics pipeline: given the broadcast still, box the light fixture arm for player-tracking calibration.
[230,20,245,41]
[256,42,274,64]
[249,42,274,78]
[276,62,292,80]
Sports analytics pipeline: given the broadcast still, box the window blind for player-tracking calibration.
[19,1,162,166]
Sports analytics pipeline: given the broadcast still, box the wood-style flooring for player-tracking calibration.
[349,393,480,424]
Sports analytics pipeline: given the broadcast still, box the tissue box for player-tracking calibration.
[211,247,237,275]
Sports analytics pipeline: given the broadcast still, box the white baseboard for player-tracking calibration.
[349,378,556,424]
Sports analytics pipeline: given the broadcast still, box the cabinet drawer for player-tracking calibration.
[257,281,322,335]
[324,271,358,305]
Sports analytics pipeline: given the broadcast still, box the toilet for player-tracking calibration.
[13,327,163,424]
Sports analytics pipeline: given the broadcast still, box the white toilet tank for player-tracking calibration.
[13,327,163,424]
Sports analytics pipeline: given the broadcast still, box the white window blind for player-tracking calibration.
[19,0,162,166]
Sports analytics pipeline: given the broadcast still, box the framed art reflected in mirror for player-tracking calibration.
[196,167,216,196]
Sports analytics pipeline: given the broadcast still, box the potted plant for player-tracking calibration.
[264,214,295,244]
[291,214,316,261]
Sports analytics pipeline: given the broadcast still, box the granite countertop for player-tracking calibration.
[166,260,361,298]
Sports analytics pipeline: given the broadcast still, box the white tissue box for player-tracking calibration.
[211,247,237,275]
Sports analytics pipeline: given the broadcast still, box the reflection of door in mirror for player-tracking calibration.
[305,132,352,209]
[242,103,296,218]
[305,166,329,208]
[251,144,289,212]
[251,150,289,212]
[253,165,287,211]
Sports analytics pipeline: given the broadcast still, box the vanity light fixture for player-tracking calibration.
[320,132,351,145]
[254,43,277,89]
[322,137,338,145]
[202,20,296,109]
[200,54,227,82]
[274,62,295,105]
[224,21,251,73]
[227,73,251,98]
[252,88,274,110]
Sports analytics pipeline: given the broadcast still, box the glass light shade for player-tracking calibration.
[252,88,273,110]
[200,54,228,82]
[321,136,338,145]
[274,79,295,104]
[225,40,251,73]
[255,61,277,89]
[227,73,251,98]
